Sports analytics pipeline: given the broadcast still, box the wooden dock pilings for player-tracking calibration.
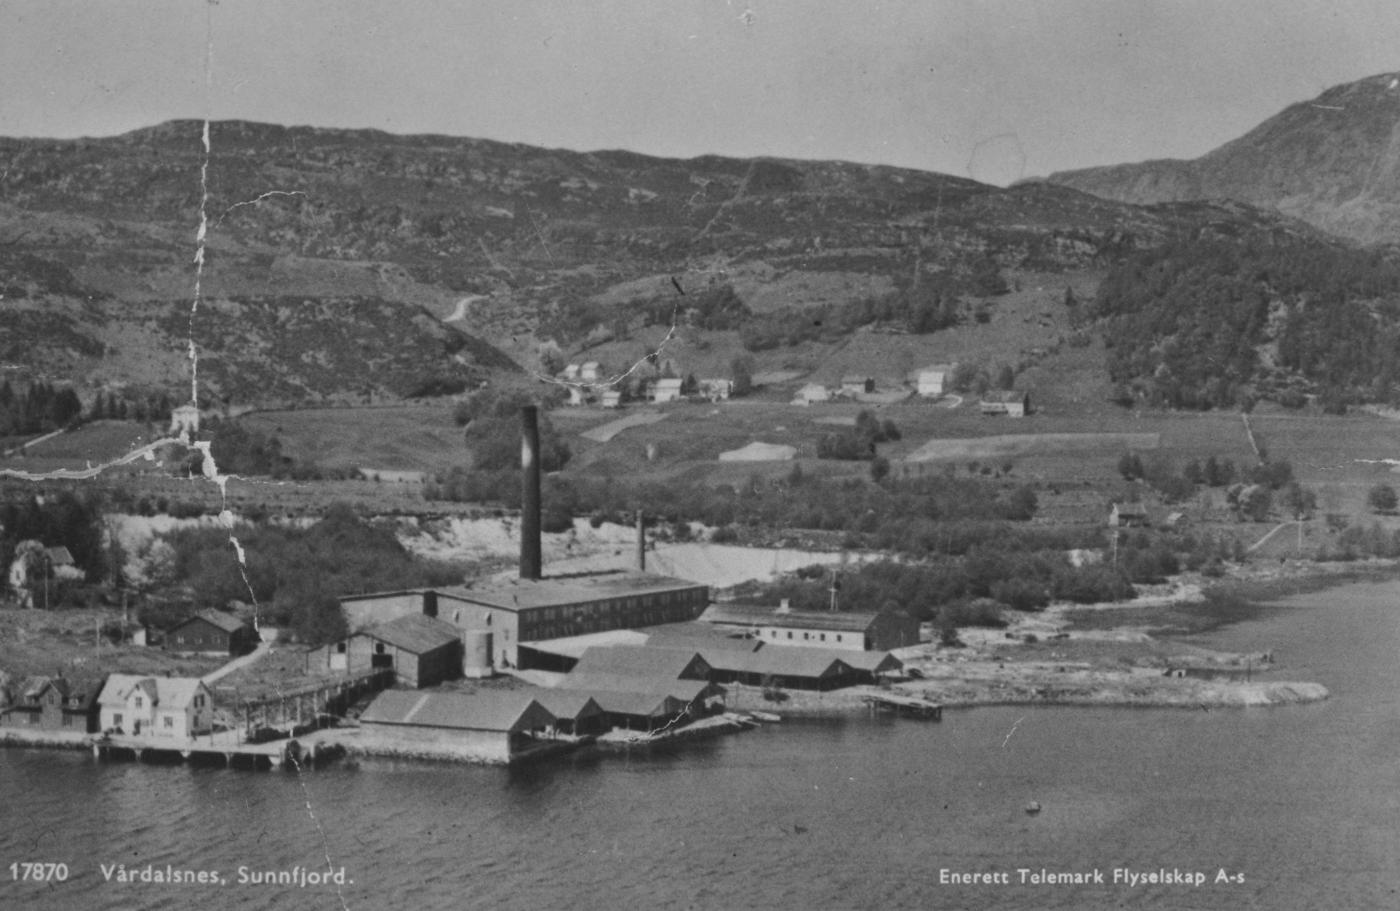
[862,692,943,720]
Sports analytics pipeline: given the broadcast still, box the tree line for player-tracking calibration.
[1096,236,1400,409]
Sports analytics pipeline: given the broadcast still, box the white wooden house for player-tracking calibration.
[97,675,214,739]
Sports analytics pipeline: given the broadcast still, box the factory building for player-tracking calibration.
[337,406,710,675]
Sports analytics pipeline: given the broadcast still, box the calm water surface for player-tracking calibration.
[2,580,1398,910]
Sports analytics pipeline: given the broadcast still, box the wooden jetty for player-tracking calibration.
[91,732,344,770]
[863,692,943,720]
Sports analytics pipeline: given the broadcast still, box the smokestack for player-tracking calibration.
[636,510,645,572]
[520,405,543,581]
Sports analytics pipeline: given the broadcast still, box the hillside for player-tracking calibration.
[1044,72,1400,245]
[0,119,1316,409]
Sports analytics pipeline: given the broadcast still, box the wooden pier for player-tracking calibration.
[92,732,347,770]
[863,692,943,720]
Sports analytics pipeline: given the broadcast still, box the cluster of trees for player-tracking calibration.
[1315,522,1400,562]
[139,503,466,645]
[747,524,1241,639]
[86,391,175,425]
[1368,484,1398,514]
[816,411,900,461]
[1097,237,1400,408]
[0,490,110,588]
[177,419,349,480]
[0,381,84,436]
[752,550,1135,629]
[454,387,572,472]
[428,466,1048,556]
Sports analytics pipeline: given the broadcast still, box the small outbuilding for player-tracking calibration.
[43,546,84,581]
[166,609,259,656]
[170,403,201,437]
[793,383,832,406]
[1109,502,1150,528]
[841,376,875,396]
[979,390,1030,417]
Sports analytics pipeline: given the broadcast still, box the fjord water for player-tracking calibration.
[3,581,1399,911]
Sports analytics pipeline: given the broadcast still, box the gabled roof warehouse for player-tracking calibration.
[358,690,557,763]
[360,690,553,733]
[703,648,864,690]
[365,614,463,654]
[570,646,711,681]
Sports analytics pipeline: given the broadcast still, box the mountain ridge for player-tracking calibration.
[1044,71,1400,244]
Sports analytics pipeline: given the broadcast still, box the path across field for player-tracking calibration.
[580,410,670,442]
[905,431,1160,461]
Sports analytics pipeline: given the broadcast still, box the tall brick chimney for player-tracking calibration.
[520,405,543,581]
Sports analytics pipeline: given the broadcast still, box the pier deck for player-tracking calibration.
[862,692,943,719]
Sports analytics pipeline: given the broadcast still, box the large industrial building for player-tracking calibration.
[699,603,920,652]
[337,406,709,676]
[340,573,710,671]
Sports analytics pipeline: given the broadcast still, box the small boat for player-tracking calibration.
[1024,801,1042,815]
[750,711,782,723]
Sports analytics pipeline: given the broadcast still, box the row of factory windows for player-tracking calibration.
[766,629,845,643]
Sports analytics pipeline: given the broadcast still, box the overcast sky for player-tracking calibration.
[3,0,1398,184]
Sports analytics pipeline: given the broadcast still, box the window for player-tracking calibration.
[336,642,346,654]
[803,632,809,640]
[113,713,123,727]
[820,634,826,642]
[786,631,792,639]
[194,695,205,709]
[134,696,143,709]
[62,715,72,727]
[163,717,173,728]
[375,643,386,655]
[836,635,843,643]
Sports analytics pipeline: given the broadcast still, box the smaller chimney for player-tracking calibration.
[520,406,542,581]
[636,510,646,572]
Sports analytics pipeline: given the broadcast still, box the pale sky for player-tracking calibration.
[3,0,1398,185]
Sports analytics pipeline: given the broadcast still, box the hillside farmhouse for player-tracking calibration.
[651,377,684,403]
[793,383,832,405]
[979,390,1030,417]
[699,378,733,401]
[912,364,957,397]
[1109,502,1151,527]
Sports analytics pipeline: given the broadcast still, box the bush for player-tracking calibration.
[1368,484,1398,514]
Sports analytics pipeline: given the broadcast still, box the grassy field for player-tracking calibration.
[0,421,164,471]
[0,608,223,683]
[240,403,467,473]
